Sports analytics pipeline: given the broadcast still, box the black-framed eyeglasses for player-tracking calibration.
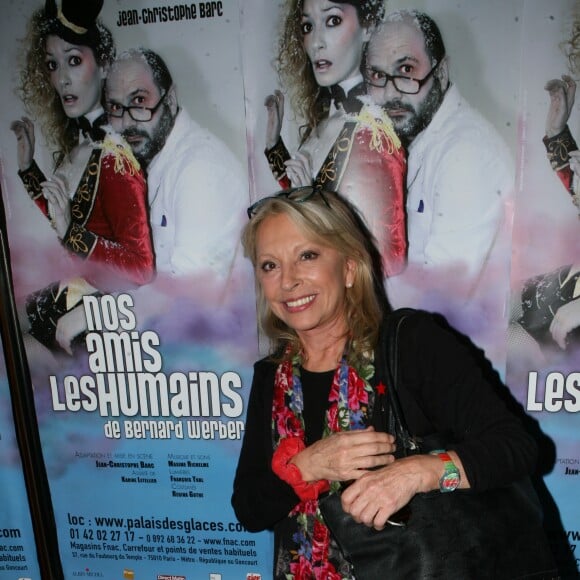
[364,61,441,95]
[246,185,330,219]
[106,90,168,122]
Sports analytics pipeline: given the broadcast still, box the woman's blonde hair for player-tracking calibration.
[275,0,384,143]
[242,188,388,365]
[17,8,115,161]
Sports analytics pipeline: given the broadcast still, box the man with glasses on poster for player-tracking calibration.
[365,9,514,368]
[105,48,246,279]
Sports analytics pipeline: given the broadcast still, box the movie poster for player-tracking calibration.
[0,0,273,578]
[507,0,580,575]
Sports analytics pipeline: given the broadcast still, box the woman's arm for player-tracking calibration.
[545,75,576,138]
[233,360,397,529]
[11,117,36,172]
[265,90,284,150]
[10,117,53,215]
[265,139,292,189]
[543,76,579,200]
[231,361,301,532]
[342,310,538,529]
[398,311,537,488]
[264,90,292,189]
[16,160,50,217]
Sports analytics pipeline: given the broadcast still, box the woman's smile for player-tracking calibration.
[284,293,317,311]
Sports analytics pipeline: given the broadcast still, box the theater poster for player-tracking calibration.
[0,0,273,578]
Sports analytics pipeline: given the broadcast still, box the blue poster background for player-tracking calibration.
[0,341,41,580]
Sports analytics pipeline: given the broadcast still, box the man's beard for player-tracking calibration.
[383,80,445,145]
[122,105,176,168]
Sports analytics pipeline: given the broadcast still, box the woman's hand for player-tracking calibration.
[341,451,468,530]
[545,75,576,137]
[265,90,284,150]
[55,305,88,355]
[292,427,396,483]
[41,175,71,238]
[10,116,36,172]
[340,455,439,530]
[284,151,313,187]
[550,296,580,349]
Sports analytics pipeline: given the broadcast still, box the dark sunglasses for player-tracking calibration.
[246,186,331,219]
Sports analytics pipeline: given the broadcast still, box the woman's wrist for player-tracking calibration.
[17,158,36,175]
[397,454,445,494]
[272,437,329,501]
[412,450,466,493]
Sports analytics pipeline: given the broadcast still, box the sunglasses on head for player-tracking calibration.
[246,186,331,219]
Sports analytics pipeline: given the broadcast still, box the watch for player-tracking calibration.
[430,450,460,493]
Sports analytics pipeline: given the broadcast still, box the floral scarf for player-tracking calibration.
[272,351,375,579]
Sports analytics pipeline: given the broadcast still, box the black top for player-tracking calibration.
[301,367,334,445]
[231,309,538,534]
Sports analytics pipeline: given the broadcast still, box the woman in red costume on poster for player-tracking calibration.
[10,0,154,365]
[263,0,407,277]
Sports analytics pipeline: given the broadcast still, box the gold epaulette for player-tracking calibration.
[353,104,401,155]
[98,133,141,176]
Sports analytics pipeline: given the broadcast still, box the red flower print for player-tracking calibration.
[348,368,369,410]
[326,404,339,432]
[314,561,342,580]
[290,555,314,579]
[312,518,330,562]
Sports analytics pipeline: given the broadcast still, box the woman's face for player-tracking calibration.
[255,212,355,341]
[301,0,370,87]
[45,35,106,119]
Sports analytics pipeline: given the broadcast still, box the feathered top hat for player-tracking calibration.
[44,0,104,45]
